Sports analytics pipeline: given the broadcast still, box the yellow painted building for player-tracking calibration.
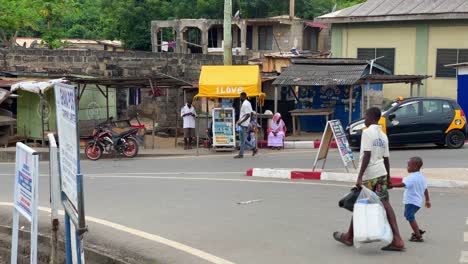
[317,0,468,100]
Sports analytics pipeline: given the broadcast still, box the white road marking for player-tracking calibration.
[465,232,468,242]
[466,217,468,225]
[0,171,353,188]
[83,174,351,187]
[461,251,468,263]
[0,202,235,264]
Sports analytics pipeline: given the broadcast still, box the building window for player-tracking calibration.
[357,48,395,74]
[247,26,253,50]
[258,26,273,51]
[436,49,468,78]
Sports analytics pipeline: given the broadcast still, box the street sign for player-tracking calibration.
[313,120,356,172]
[54,83,80,221]
[54,83,86,264]
[11,142,39,264]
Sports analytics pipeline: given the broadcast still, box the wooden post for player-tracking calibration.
[152,98,156,149]
[175,89,180,148]
[349,86,353,125]
[105,86,109,120]
[417,82,421,97]
[410,82,414,97]
[274,86,278,113]
[41,96,45,147]
[149,79,156,149]
[360,84,365,118]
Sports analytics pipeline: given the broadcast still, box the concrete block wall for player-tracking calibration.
[0,48,248,82]
[0,48,248,129]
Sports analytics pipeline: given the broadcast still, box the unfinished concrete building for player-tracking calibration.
[151,17,329,59]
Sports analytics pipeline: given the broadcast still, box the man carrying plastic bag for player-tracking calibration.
[353,186,393,247]
[333,107,405,251]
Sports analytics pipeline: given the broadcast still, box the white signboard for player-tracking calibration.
[313,120,356,172]
[54,83,79,214]
[11,142,39,264]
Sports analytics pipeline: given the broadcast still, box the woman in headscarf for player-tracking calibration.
[268,113,286,150]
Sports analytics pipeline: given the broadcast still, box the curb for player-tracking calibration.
[245,168,468,188]
[257,140,337,150]
[0,225,133,264]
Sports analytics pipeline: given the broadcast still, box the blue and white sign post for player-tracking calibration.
[11,142,39,264]
[54,83,87,264]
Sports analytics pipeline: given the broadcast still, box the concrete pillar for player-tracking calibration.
[217,27,223,48]
[202,25,209,54]
[176,26,184,53]
[252,26,259,51]
[240,22,247,56]
[151,26,159,53]
[233,26,239,48]
[178,28,187,53]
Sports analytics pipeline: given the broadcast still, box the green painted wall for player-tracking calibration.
[17,86,117,140]
[415,24,429,75]
[415,23,429,96]
[78,85,117,121]
[331,25,343,58]
[17,89,57,140]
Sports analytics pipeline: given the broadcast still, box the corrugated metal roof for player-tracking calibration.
[272,64,367,86]
[317,0,468,23]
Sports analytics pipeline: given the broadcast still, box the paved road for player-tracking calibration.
[0,147,467,264]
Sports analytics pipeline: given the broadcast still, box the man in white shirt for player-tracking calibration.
[234,92,257,158]
[333,107,405,251]
[181,99,196,150]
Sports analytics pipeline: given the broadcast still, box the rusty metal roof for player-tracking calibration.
[317,0,468,23]
[273,64,368,86]
[67,73,192,89]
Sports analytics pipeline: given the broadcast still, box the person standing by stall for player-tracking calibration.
[234,92,257,158]
[181,99,197,150]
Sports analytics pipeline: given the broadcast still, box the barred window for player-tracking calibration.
[357,48,395,74]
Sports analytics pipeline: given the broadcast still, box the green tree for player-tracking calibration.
[34,0,76,49]
[0,0,39,47]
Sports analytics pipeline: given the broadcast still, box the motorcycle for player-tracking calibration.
[85,119,140,160]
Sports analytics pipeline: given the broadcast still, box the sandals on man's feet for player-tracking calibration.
[332,232,353,247]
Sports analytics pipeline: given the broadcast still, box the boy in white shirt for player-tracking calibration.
[392,157,431,242]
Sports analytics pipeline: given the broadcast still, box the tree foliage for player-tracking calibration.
[0,0,367,50]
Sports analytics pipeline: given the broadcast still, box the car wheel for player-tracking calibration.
[446,130,466,149]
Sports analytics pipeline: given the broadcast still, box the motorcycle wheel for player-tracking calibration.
[122,137,139,158]
[85,143,103,161]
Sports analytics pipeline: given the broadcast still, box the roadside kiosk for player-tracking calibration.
[195,65,265,152]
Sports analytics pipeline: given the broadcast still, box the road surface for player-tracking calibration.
[0,147,467,264]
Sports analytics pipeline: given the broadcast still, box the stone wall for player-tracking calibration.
[0,48,248,82]
[0,48,248,130]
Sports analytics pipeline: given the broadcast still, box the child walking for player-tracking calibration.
[392,157,431,242]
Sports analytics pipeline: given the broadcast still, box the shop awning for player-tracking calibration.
[196,65,264,99]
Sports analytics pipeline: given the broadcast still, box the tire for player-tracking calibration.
[122,137,139,158]
[85,142,103,160]
[446,130,466,149]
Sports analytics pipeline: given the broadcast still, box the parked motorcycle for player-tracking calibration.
[85,120,140,160]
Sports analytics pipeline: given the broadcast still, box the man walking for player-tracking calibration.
[234,92,257,158]
[181,99,196,150]
[333,107,405,251]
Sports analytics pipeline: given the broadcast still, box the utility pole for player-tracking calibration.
[290,0,295,19]
[223,0,232,65]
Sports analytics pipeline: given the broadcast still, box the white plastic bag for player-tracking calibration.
[353,186,393,248]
